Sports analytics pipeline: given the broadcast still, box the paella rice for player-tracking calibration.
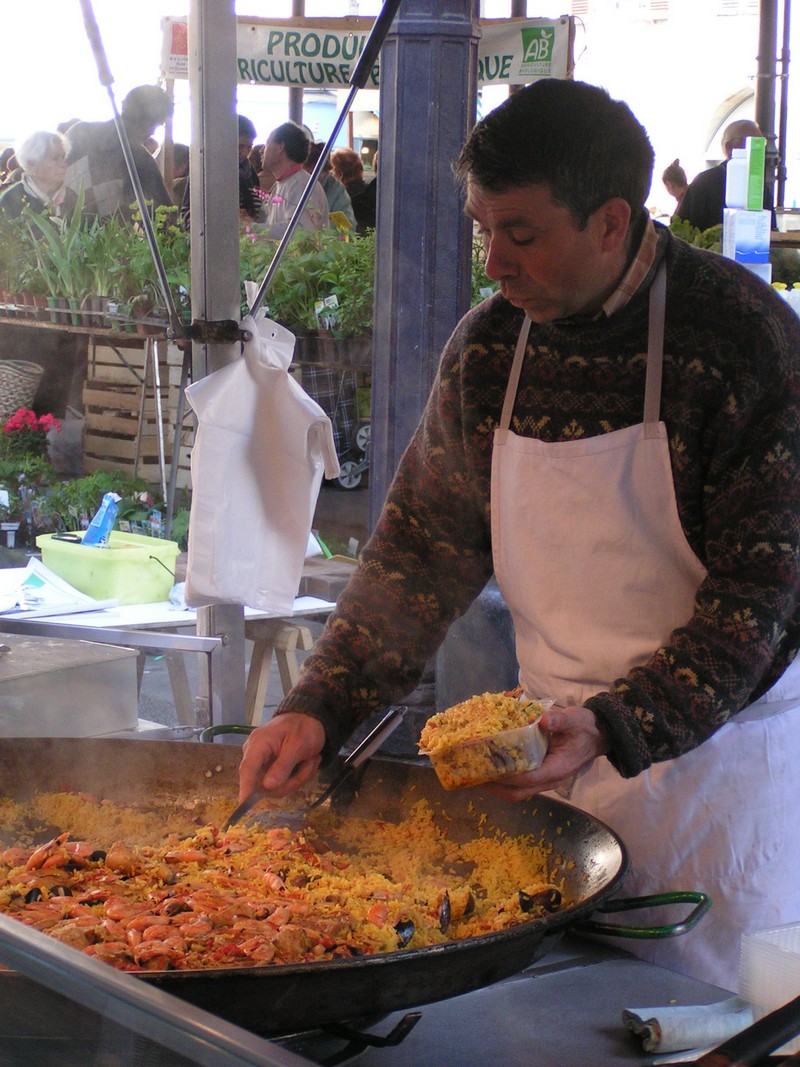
[418,690,552,790]
[0,790,565,972]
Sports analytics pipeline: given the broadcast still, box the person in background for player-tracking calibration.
[179,114,264,224]
[65,84,174,220]
[239,78,800,994]
[0,147,17,185]
[661,158,687,217]
[0,130,76,219]
[258,120,329,238]
[675,119,764,232]
[304,142,356,231]
[1,151,21,188]
[169,142,190,207]
[237,115,264,222]
[331,146,376,232]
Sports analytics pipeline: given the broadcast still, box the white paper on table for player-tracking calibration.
[0,558,118,619]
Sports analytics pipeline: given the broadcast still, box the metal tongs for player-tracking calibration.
[223,705,407,831]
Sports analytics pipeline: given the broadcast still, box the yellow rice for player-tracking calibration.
[0,791,564,970]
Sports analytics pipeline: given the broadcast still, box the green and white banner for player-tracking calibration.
[161,16,573,89]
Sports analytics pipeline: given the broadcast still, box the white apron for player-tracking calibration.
[491,267,800,991]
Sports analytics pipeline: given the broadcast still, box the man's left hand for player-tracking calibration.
[482,705,609,802]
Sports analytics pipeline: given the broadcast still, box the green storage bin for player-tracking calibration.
[37,531,180,606]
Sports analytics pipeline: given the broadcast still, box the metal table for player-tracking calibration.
[0,932,735,1066]
[273,935,733,1066]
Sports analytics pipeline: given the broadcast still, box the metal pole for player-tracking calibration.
[369,0,480,529]
[289,0,305,125]
[78,0,183,336]
[755,0,779,212]
[777,0,792,207]
[188,0,247,726]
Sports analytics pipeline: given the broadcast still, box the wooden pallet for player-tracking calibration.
[82,337,193,492]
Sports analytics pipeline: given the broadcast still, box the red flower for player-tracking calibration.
[1,408,61,460]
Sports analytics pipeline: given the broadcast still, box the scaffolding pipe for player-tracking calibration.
[777,0,792,207]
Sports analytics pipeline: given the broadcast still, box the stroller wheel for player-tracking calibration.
[356,423,371,453]
[337,460,363,490]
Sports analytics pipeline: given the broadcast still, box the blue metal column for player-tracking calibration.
[369,0,480,529]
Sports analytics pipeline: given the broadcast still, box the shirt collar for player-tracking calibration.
[601,215,658,318]
[22,172,66,208]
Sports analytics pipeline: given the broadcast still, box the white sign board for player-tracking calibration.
[161,16,573,90]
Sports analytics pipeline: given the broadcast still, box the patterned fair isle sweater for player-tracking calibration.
[277,223,800,778]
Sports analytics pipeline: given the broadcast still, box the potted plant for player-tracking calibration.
[25,188,92,323]
[119,204,191,331]
[242,229,375,364]
[80,213,133,326]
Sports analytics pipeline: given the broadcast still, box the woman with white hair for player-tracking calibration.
[0,130,77,220]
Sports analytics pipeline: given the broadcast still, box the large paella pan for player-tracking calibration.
[0,737,705,1032]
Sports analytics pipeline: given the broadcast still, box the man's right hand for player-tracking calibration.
[237,712,327,801]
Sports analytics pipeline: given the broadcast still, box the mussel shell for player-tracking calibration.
[439,891,451,932]
[519,888,562,914]
[395,919,415,948]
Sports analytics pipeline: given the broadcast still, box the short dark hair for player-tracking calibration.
[269,120,310,165]
[121,85,173,126]
[455,79,654,229]
[238,115,257,142]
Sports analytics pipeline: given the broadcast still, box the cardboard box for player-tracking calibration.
[722,208,771,264]
[37,531,180,605]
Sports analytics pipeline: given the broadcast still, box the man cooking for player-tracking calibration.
[238,79,800,992]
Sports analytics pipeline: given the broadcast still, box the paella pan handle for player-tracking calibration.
[199,724,254,742]
[573,890,711,940]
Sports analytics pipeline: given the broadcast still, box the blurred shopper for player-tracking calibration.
[65,84,174,220]
[169,142,190,207]
[676,120,763,232]
[180,115,265,224]
[0,130,76,219]
[259,120,329,238]
[304,142,356,231]
[237,115,264,222]
[662,158,688,216]
[0,147,17,185]
[331,146,376,232]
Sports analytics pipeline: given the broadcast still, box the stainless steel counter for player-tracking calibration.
[274,935,732,1065]
[0,929,734,1066]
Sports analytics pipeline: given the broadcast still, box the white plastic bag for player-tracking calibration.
[184,315,339,615]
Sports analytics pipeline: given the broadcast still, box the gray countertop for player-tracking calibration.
[0,932,742,1066]
[275,934,733,1065]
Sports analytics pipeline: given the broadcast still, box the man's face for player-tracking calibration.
[465,180,629,323]
[238,137,254,164]
[262,137,283,172]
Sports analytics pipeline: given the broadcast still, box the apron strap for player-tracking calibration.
[499,261,666,437]
[499,316,532,433]
[643,262,667,437]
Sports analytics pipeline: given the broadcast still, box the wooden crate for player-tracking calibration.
[82,337,193,492]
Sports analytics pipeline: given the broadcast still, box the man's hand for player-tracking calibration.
[238,713,326,801]
[482,705,609,802]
